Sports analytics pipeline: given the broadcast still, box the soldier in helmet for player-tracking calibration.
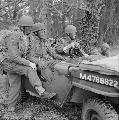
[24,21,56,97]
[0,15,56,111]
[55,25,88,58]
[31,22,65,62]
[27,22,65,81]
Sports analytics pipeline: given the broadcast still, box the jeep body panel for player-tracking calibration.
[22,62,72,106]
[71,69,119,97]
[22,61,119,106]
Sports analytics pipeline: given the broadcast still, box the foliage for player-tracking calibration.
[0,0,118,52]
[76,0,105,53]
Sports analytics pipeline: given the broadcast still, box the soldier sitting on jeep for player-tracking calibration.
[26,22,67,86]
[0,15,56,112]
[31,22,66,62]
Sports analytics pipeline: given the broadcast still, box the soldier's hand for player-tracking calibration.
[29,62,37,71]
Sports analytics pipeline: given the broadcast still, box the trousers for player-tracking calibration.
[37,59,58,83]
[1,59,42,107]
[7,73,21,107]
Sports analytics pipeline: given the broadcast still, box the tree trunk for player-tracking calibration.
[42,0,50,38]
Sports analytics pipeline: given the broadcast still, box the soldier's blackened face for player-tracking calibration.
[37,30,46,39]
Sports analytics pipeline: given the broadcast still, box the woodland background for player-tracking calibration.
[0,0,119,53]
[0,1,119,119]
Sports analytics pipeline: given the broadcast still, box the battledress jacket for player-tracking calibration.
[26,33,65,65]
[55,36,89,58]
[55,36,74,55]
[4,31,30,66]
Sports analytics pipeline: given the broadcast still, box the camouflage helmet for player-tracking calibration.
[18,15,34,26]
[65,25,77,34]
[32,22,46,32]
[102,43,110,49]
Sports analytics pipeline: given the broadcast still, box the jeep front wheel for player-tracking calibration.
[82,98,118,120]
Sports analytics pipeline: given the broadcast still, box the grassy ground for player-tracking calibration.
[0,94,81,120]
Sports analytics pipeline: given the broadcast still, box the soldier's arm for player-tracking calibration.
[75,42,89,57]
[55,43,71,55]
[28,49,39,65]
[46,46,65,61]
[79,48,89,57]
[28,55,39,65]
[7,33,30,66]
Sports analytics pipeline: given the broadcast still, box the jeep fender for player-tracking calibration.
[70,86,97,104]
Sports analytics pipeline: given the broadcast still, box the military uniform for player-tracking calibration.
[26,33,65,81]
[1,31,42,108]
[45,38,66,61]
[27,33,65,67]
[55,36,72,56]
[26,33,50,64]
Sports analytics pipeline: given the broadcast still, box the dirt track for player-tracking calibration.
[0,93,82,120]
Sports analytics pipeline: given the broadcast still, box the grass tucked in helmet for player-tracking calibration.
[65,25,77,34]
[18,15,34,27]
[32,22,46,32]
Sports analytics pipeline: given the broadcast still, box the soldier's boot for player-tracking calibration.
[35,86,56,99]
[40,91,56,99]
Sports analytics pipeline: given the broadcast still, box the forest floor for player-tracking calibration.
[0,93,82,120]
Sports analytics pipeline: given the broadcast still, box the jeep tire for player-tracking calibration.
[82,98,118,120]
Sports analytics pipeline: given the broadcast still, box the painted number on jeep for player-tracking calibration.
[79,72,118,87]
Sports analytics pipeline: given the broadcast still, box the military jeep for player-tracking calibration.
[22,57,119,120]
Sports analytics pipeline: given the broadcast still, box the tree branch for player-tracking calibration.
[0,13,7,17]
[0,0,22,10]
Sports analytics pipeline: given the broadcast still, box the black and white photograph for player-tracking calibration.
[0,0,118,120]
